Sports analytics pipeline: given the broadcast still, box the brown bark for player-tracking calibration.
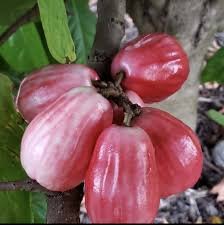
[46,183,84,224]
[88,0,126,79]
[127,0,224,129]
[0,178,54,195]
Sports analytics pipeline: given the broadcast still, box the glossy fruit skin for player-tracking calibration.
[85,125,160,223]
[112,90,144,125]
[132,107,203,198]
[16,64,99,122]
[21,87,113,192]
[111,33,189,103]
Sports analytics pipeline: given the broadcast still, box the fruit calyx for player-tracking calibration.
[92,73,142,126]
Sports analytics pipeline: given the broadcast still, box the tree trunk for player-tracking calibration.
[127,0,224,129]
[46,184,84,223]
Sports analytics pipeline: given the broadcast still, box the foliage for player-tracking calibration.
[66,0,96,64]
[201,47,224,83]
[0,0,36,26]
[207,109,224,127]
[37,0,76,63]
[0,0,96,222]
[0,74,47,223]
[0,24,49,74]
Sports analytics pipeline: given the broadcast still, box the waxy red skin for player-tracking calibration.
[16,64,99,122]
[132,107,203,198]
[85,125,160,223]
[112,90,144,125]
[111,33,189,103]
[21,87,113,192]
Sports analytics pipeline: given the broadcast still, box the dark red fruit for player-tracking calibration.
[85,125,160,223]
[111,33,189,103]
[132,107,203,198]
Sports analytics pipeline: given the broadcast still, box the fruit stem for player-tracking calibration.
[115,72,124,87]
[92,80,142,126]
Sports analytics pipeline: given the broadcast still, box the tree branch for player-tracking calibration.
[0,4,39,46]
[88,0,126,80]
[0,178,57,196]
[46,183,84,224]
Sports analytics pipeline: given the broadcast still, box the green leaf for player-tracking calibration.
[0,191,32,223]
[0,0,36,26]
[67,0,96,64]
[38,0,76,63]
[0,23,49,74]
[0,56,23,89]
[207,109,224,126]
[0,74,23,126]
[0,74,30,222]
[35,21,59,65]
[31,192,47,223]
[0,74,46,222]
[201,47,224,83]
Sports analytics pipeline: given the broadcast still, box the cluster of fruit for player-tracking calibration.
[16,33,203,223]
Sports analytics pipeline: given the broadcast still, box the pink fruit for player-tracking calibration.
[85,125,160,223]
[21,87,113,191]
[132,107,203,198]
[16,64,99,122]
[111,33,189,103]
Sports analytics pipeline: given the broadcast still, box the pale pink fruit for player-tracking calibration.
[16,64,99,122]
[21,87,113,191]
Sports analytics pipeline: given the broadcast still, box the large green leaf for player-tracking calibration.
[0,56,22,88]
[67,0,96,64]
[35,21,59,65]
[0,23,49,74]
[0,74,46,222]
[31,192,47,223]
[38,0,76,63]
[201,47,224,83]
[0,0,36,25]
[207,109,224,127]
